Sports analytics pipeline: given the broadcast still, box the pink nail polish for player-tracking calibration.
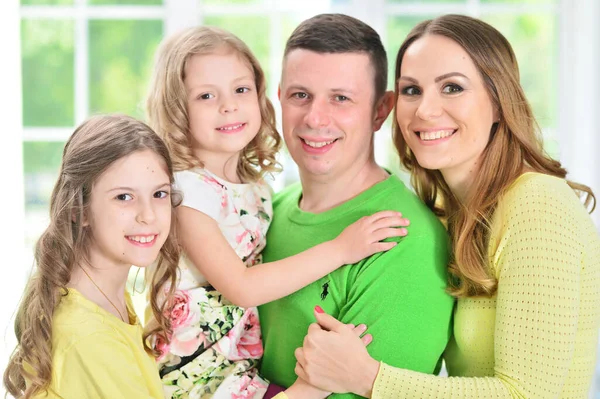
[315,305,324,314]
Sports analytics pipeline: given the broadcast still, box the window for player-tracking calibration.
[5,0,599,397]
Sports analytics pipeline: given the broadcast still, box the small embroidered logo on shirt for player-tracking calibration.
[321,281,329,301]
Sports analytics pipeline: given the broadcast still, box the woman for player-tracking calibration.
[293,14,600,398]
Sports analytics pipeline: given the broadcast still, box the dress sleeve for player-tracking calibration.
[372,177,592,398]
[175,170,223,220]
[53,332,162,399]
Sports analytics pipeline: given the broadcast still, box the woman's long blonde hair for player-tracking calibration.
[3,115,180,398]
[393,14,596,298]
[146,26,281,182]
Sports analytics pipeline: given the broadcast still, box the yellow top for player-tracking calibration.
[373,173,600,398]
[32,288,164,399]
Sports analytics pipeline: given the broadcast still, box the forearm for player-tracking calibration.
[372,364,512,399]
[227,240,343,307]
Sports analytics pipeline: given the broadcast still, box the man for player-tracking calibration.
[259,14,454,398]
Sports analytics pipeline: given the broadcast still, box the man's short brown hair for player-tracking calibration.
[284,13,388,103]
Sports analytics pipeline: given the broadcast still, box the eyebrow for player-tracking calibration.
[285,85,356,95]
[107,182,171,193]
[188,75,255,89]
[399,72,470,84]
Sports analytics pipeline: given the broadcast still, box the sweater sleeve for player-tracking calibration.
[372,176,592,398]
[53,332,162,399]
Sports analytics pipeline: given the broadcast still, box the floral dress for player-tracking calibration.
[155,168,272,399]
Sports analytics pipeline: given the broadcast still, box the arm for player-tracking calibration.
[54,333,162,399]
[299,181,592,399]
[178,206,406,308]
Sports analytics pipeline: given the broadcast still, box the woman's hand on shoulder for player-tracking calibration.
[294,307,380,397]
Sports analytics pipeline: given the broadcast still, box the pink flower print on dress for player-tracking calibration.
[169,325,208,357]
[169,290,195,329]
[153,333,171,363]
[230,375,269,399]
[214,308,263,361]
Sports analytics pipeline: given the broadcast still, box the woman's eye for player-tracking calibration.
[199,93,214,100]
[442,84,463,94]
[400,86,421,96]
[116,194,133,201]
[154,190,169,199]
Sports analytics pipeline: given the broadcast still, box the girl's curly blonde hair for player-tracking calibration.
[146,26,281,182]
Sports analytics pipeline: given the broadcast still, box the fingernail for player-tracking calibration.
[315,305,324,314]
[399,228,407,235]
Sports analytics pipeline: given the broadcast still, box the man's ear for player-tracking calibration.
[373,91,395,132]
[277,85,281,101]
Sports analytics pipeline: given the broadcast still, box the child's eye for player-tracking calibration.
[154,190,169,199]
[236,87,251,94]
[442,83,463,94]
[199,93,214,100]
[116,194,133,201]
[400,86,421,96]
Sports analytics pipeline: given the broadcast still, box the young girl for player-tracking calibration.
[3,115,180,398]
[145,26,408,398]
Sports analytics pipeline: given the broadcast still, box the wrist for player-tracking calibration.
[357,357,380,397]
[325,238,346,266]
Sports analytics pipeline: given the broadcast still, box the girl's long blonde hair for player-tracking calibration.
[146,26,281,182]
[3,115,180,398]
[393,14,596,298]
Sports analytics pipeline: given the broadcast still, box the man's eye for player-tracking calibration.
[199,93,214,100]
[292,92,308,99]
[116,194,133,201]
[400,86,421,96]
[154,190,169,199]
[442,84,463,94]
[334,95,349,102]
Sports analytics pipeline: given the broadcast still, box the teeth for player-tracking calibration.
[128,235,156,243]
[217,123,243,131]
[418,130,454,141]
[303,139,336,148]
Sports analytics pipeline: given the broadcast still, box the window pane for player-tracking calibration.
[22,19,74,127]
[23,141,64,248]
[21,0,73,5]
[89,20,163,119]
[203,16,271,84]
[88,0,163,5]
[483,14,558,129]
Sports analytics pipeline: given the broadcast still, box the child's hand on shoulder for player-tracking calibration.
[334,211,409,264]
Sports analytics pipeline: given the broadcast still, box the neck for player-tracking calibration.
[69,259,131,320]
[299,158,388,213]
[193,148,241,183]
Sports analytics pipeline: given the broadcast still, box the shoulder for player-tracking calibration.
[498,172,589,223]
[380,175,447,240]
